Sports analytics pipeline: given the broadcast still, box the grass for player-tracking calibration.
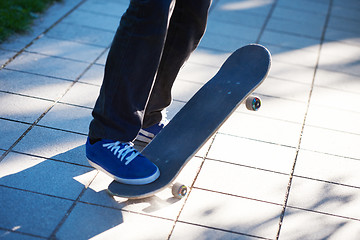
[0,0,61,43]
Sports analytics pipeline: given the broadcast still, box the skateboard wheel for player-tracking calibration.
[172,182,188,199]
[246,96,261,111]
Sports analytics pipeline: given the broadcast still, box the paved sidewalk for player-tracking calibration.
[1,0,360,239]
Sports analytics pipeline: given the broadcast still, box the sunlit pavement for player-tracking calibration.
[1,0,360,239]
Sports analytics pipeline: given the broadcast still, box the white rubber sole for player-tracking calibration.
[87,159,160,185]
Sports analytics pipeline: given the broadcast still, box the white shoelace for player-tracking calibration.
[102,141,140,165]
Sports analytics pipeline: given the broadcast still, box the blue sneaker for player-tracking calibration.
[86,138,160,185]
[136,118,169,143]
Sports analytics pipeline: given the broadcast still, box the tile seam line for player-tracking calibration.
[0,116,88,137]
[204,157,291,176]
[291,174,360,190]
[48,171,99,239]
[0,90,96,111]
[193,187,284,207]
[255,0,278,44]
[1,68,75,82]
[0,184,77,202]
[285,205,360,222]
[176,221,273,240]
[275,0,334,239]
[167,135,217,240]
[23,49,103,64]
[0,0,88,70]
[0,226,47,239]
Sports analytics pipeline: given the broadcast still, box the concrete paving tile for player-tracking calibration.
[179,189,283,240]
[276,0,329,15]
[294,150,360,188]
[301,125,360,160]
[0,152,95,200]
[318,54,360,76]
[187,48,231,68]
[256,77,312,102]
[62,10,119,32]
[210,9,268,29]
[328,15,360,34]
[0,119,29,150]
[314,69,360,93]
[206,19,261,42]
[26,36,106,63]
[199,31,253,53]
[59,82,100,108]
[0,186,73,238]
[219,112,303,147]
[77,63,104,86]
[207,133,296,174]
[0,92,53,123]
[306,104,360,134]
[266,17,324,39]
[279,207,360,240]
[324,28,360,47]
[269,61,315,84]
[38,103,92,135]
[0,69,73,101]
[0,49,15,66]
[0,230,43,240]
[318,42,360,76]
[260,29,320,50]
[12,126,88,166]
[212,0,274,16]
[331,5,360,21]
[5,52,89,81]
[333,0,360,9]
[287,176,360,220]
[194,160,290,204]
[46,22,114,48]
[62,74,87,100]
[177,62,219,85]
[166,100,185,120]
[81,157,203,220]
[263,44,319,68]
[272,5,327,24]
[96,49,109,65]
[170,222,259,240]
[55,202,174,240]
[34,0,83,29]
[321,41,360,60]
[0,33,38,53]
[172,80,203,103]
[309,86,360,113]
[78,0,128,18]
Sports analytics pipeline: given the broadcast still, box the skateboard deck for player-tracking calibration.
[108,44,271,199]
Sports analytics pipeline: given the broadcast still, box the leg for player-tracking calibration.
[86,0,177,185]
[89,0,175,142]
[143,0,212,128]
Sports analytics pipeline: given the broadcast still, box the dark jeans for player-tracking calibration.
[89,0,212,142]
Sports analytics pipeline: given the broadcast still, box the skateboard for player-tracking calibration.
[108,44,271,199]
